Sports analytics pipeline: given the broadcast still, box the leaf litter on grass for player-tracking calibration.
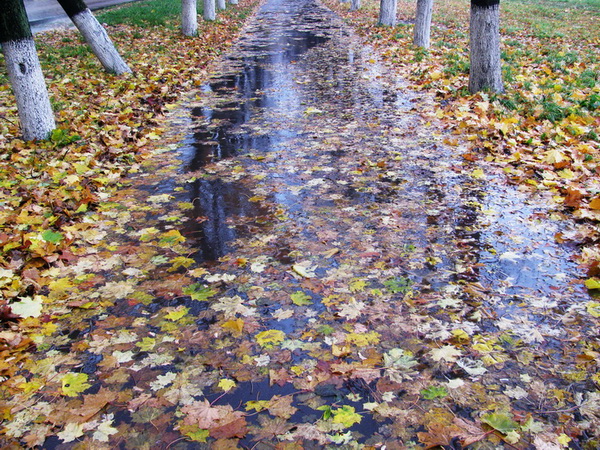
[1,0,600,447]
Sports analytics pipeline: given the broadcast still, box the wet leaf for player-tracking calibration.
[290,291,313,306]
[61,373,92,397]
[256,329,285,348]
[481,412,519,435]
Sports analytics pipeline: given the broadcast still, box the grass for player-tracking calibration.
[97,0,204,28]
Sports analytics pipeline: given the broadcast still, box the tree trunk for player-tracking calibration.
[217,0,227,10]
[204,0,216,21]
[56,0,131,75]
[469,0,503,93]
[413,0,433,48]
[378,0,397,26]
[181,0,198,36]
[350,0,361,11]
[0,0,55,140]
[229,0,238,5]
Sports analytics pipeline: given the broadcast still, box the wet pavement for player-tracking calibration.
[4,0,596,447]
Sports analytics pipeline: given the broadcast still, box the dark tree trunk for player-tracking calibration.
[0,0,55,140]
[413,0,433,48]
[469,0,503,93]
[56,0,131,74]
[378,0,397,27]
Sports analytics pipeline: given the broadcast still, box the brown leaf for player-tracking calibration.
[267,395,297,419]
[210,417,248,440]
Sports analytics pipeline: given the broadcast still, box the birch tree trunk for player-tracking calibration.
[0,0,56,140]
[204,0,216,21]
[413,0,433,48]
[378,0,397,26]
[56,0,131,75]
[469,0,503,93]
[181,0,198,36]
[217,0,227,11]
[350,0,361,12]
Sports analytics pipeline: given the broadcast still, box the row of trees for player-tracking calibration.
[0,0,233,140]
[1,0,503,141]
[377,0,503,94]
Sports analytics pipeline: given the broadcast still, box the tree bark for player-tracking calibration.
[469,0,503,93]
[350,0,361,11]
[217,0,227,10]
[413,0,433,48]
[56,0,131,74]
[0,0,55,140]
[378,0,397,26]
[204,0,216,21]
[229,0,239,5]
[181,0,198,36]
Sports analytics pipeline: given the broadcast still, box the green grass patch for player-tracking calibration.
[97,0,203,28]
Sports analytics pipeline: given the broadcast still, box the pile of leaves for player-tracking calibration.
[325,0,600,288]
[1,0,600,448]
[0,2,258,340]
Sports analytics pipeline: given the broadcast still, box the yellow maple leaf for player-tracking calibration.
[61,372,91,397]
[221,318,244,335]
[168,256,195,272]
[218,379,236,392]
[256,329,286,348]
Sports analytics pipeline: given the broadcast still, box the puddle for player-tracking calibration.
[13,0,595,447]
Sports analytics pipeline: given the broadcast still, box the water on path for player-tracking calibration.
[5,0,597,448]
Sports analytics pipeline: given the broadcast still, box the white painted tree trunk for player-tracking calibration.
[181,0,198,36]
[413,0,433,48]
[217,0,226,10]
[71,9,132,74]
[469,2,503,93]
[2,39,56,140]
[204,0,216,21]
[350,0,361,11]
[378,0,397,26]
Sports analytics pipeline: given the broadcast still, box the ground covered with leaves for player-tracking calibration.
[1,0,600,448]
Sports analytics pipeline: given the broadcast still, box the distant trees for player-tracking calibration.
[469,0,503,93]
[56,0,131,74]
[0,0,55,140]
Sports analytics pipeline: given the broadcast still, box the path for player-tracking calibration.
[3,0,596,447]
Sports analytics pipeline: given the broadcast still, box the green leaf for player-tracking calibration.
[165,306,189,321]
[383,276,413,294]
[481,412,519,434]
[317,405,332,420]
[290,291,312,306]
[331,405,362,428]
[585,278,600,290]
[420,385,448,400]
[185,429,209,442]
[183,284,217,301]
[41,230,63,243]
[61,372,91,397]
